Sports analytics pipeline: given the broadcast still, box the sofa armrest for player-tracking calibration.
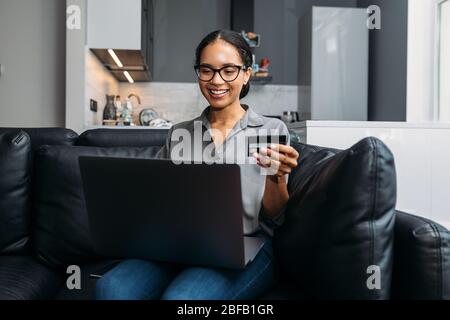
[391,211,450,300]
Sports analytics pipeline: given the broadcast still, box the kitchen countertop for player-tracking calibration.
[86,121,450,132]
[288,121,450,130]
[84,125,172,131]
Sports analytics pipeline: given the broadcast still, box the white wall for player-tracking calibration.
[66,0,87,133]
[0,0,66,127]
[299,121,450,230]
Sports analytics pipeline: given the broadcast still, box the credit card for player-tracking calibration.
[247,135,287,156]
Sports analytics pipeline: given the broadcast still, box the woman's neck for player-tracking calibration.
[209,101,246,127]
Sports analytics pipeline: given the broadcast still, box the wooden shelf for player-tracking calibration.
[250,76,272,84]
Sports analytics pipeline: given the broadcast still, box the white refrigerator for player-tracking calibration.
[298,6,369,121]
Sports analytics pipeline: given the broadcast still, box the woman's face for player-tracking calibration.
[198,40,252,110]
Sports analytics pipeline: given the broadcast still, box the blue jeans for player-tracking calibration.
[96,235,275,300]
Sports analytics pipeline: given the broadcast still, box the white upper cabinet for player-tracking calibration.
[87,0,142,50]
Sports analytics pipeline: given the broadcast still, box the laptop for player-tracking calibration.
[78,156,265,269]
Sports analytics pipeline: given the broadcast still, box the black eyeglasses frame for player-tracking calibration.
[194,64,248,82]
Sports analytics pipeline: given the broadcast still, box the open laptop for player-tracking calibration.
[78,156,265,269]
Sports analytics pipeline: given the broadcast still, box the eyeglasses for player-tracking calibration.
[194,64,248,82]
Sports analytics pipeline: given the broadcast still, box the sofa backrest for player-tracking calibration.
[77,129,169,148]
[21,128,168,268]
[32,144,162,268]
[0,128,78,151]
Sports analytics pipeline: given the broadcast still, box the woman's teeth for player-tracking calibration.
[209,89,229,95]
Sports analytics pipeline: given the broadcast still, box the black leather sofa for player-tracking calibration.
[0,127,449,300]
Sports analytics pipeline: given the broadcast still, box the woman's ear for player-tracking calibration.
[244,67,252,84]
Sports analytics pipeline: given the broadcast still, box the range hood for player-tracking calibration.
[90,49,151,82]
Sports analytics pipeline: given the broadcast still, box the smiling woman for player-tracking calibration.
[94,30,300,301]
[194,30,253,109]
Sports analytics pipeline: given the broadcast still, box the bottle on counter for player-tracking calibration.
[115,96,123,123]
[123,98,134,126]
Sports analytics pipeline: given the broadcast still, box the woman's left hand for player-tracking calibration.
[253,144,300,177]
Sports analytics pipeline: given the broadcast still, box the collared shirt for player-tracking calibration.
[156,105,290,235]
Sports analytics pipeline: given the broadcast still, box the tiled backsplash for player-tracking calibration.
[119,82,299,126]
[119,82,204,126]
[86,51,298,126]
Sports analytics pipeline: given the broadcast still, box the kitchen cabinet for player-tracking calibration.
[88,0,153,82]
[87,0,232,83]
[87,0,142,50]
[87,0,231,83]
[151,0,231,82]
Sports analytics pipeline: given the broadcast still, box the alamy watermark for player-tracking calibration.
[66,265,81,290]
[66,4,381,32]
[66,5,81,30]
[366,265,381,290]
[367,5,381,30]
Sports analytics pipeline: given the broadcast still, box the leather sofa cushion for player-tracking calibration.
[33,145,160,268]
[391,211,450,300]
[274,137,397,299]
[0,128,78,255]
[0,128,78,151]
[0,256,62,300]
[0,130,32,254]
[77,129,169,148]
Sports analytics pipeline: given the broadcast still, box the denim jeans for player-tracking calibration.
[96,233,275,300]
